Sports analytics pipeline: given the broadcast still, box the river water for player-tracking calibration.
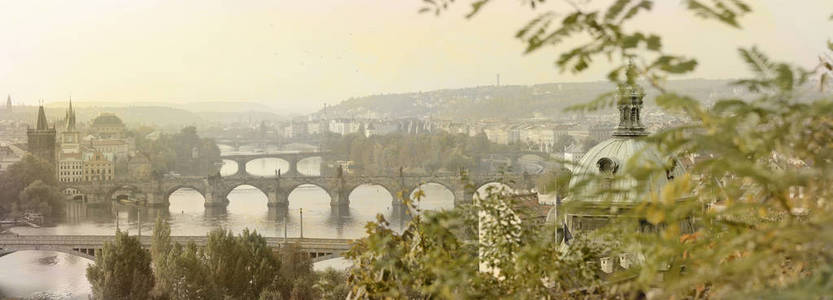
[0,150,465,299]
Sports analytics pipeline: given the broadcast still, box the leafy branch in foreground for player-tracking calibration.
[343,1,833,298]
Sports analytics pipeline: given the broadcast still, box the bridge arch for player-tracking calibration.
[296,156,322,176]
[346,183,396,207]
[287,183,333,202]
[347,183,396,201]
[409,182,456,211]
[219,159,239,177]
[108,185,144,201]
[221,183,270,201]
[473,181,515,201]
[245,157,290,177]
[165,185,207,201]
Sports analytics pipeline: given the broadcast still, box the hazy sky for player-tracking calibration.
[1,0,831,113]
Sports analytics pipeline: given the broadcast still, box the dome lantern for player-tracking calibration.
[612,61,647,137]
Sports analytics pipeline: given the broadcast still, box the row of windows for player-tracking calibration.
[59,176,114,182]
[84,169,112,175]
[84,175,112,181]
[60,171,81,176]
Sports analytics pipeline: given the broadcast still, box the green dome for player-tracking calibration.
[91,113,124,127]
[567,137,685,203]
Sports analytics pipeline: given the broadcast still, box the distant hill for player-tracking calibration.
[34,101,288,129]
[315,79,741,120]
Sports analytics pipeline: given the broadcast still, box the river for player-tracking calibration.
[0,150,462,299]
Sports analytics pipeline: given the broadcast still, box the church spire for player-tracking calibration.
[612,60,647,137]
[65,98,76,131]
[36,102,49,130]
[5,95,11,110]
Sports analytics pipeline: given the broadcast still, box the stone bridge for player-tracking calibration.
[0,235,352,262]
[59,170,537,211]
[219,151,337,177]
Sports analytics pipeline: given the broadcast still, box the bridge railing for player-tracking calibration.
[0,235,353,250]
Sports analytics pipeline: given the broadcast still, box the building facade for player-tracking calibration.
[57,152,83,182]
[82,150,114,182]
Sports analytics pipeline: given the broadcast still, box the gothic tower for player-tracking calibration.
[61,99,80,150]
[27,104,57,165]
[5,95,11,112]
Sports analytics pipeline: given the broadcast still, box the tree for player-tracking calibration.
[277,243,316,300]
[150,216,173,297]
[347,1,833,299]
[17,180,64,217]
[86,230,155,300]
[0,154,57,216]
[314,269,350,300]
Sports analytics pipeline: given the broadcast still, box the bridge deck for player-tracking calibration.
[0,235,353,261]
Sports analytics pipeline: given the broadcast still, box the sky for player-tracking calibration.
[1,0,831,113]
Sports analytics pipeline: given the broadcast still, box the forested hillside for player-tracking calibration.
[317,79,739,120]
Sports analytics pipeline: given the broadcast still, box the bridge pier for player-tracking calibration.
[328,189,349,208]
[145,191,168,207]
[287,158,299,176]
[204,191,228,207]
[453,184,476,207]
[267,190,289,208]
[234,159,248,177]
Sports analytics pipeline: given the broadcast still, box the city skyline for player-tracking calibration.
[1,0,832,114]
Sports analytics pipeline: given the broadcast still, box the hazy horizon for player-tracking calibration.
[2,0,831,114]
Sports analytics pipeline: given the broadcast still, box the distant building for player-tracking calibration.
[484,127,510,145]
[91,139,128,161]
[328,119,361,135]
[306,121,323,135]
[82,150,114,182]
[89,113,126,139]
[27,105,56,165]
[57,151,83,183]
[555,66,688,246]
[5,95,11,112]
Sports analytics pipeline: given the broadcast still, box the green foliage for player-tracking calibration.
[134,126,221,176]
[324,132,522,175]
[0,154,58,217]
[86,230,155,300]
[150,216,174,297]
[314,269,350,300]
[343,0,833,298]
[347,187,608,298]
[17,180,64,218]
[149,224,321,299]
